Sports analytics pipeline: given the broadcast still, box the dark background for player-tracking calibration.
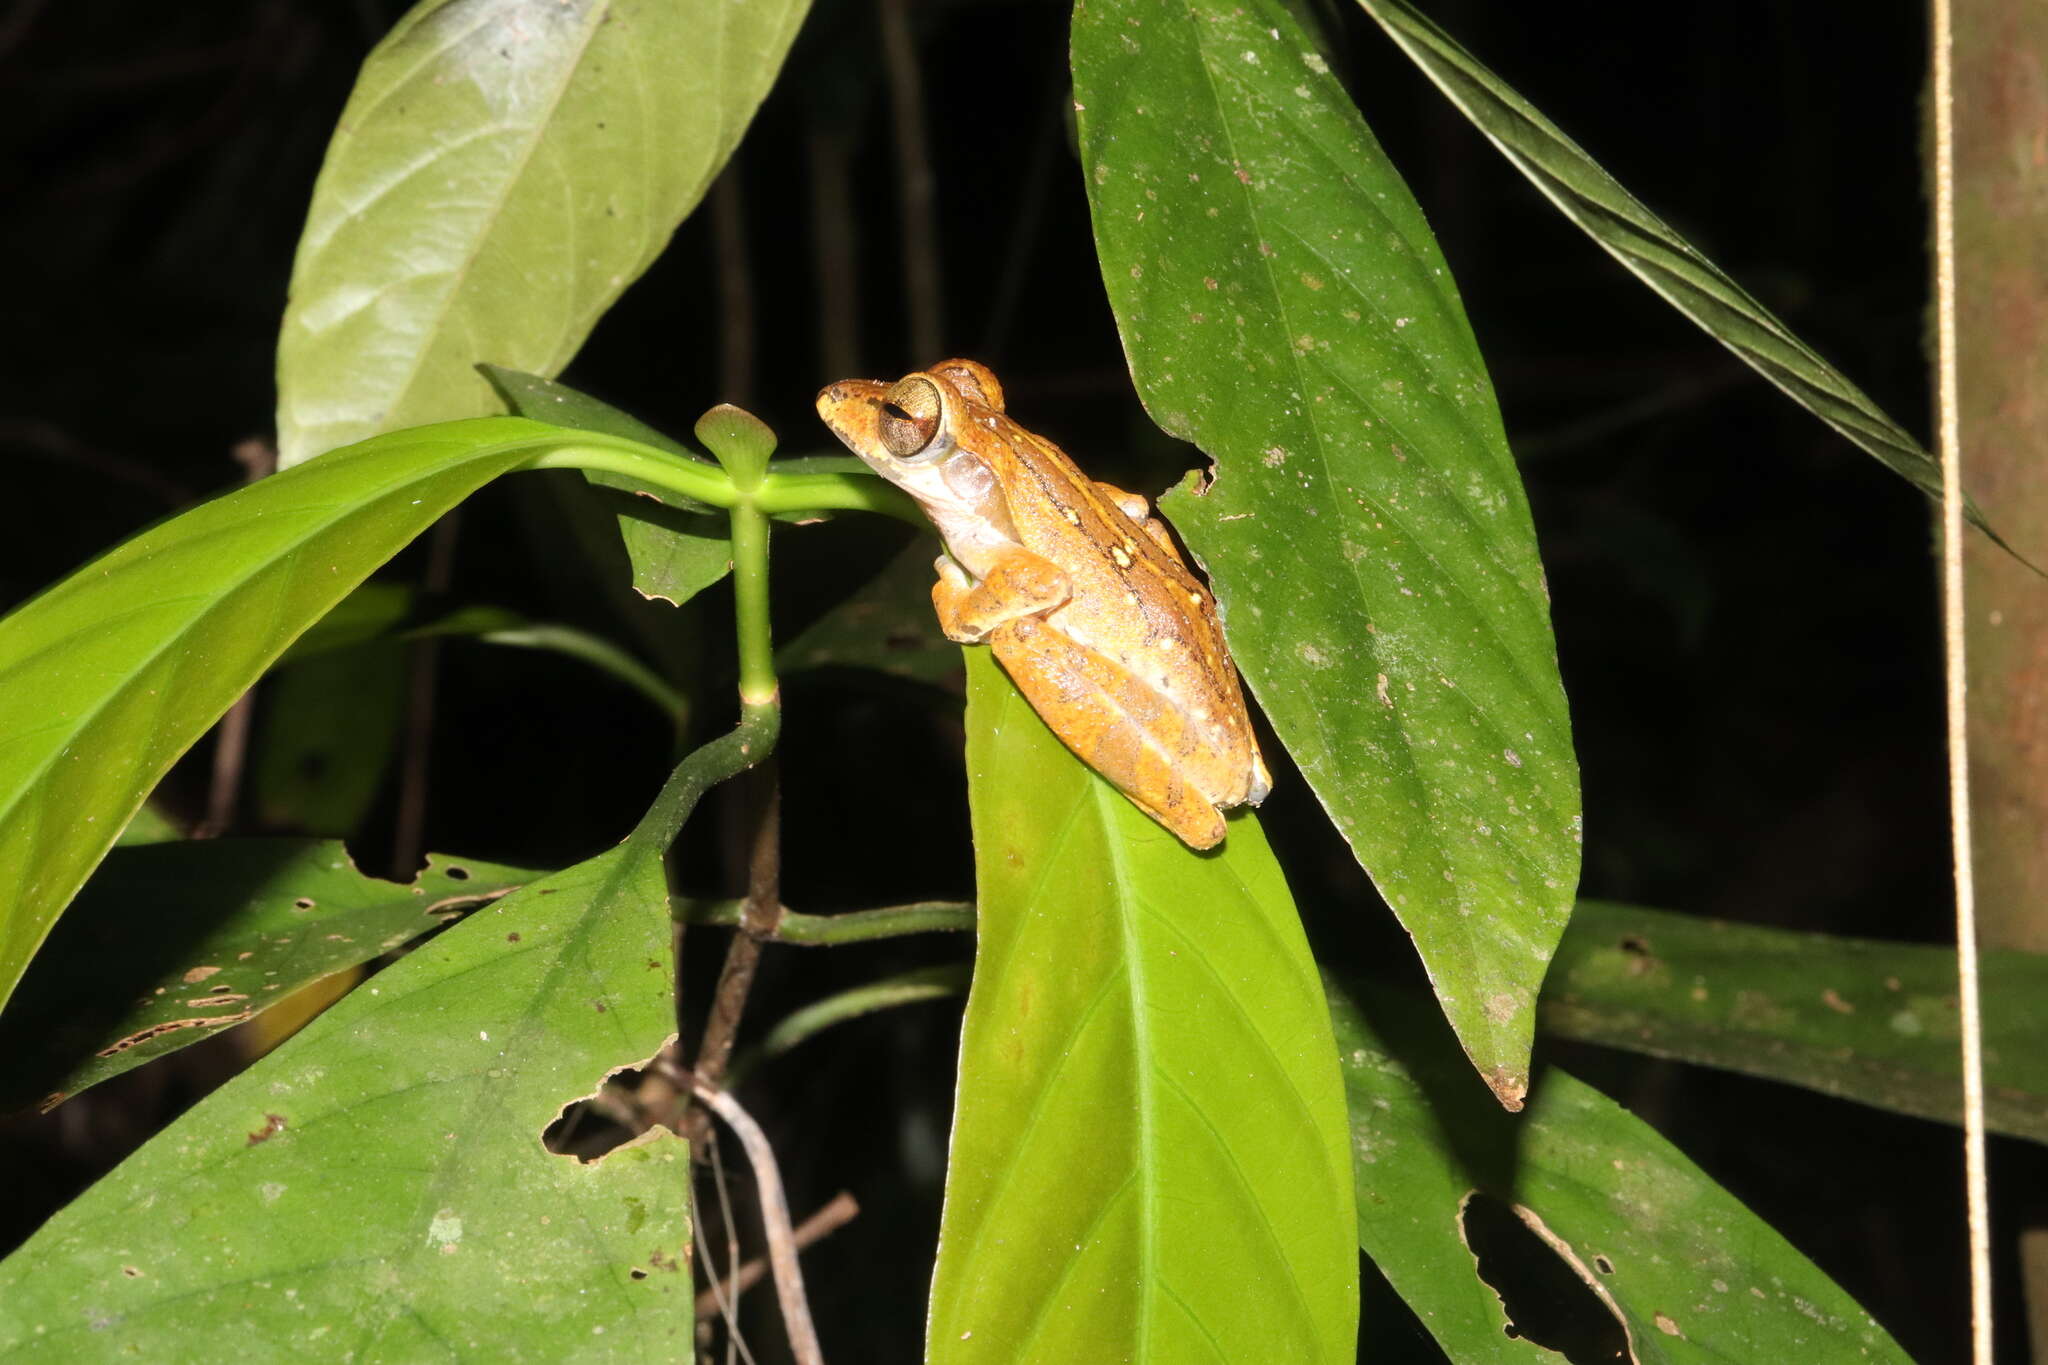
[0,0,2030,1360]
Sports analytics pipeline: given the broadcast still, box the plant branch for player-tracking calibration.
[683,898,975,945]
[726,964,968,1088]
[694,1192,860,1318]
[686,1077,826,1365]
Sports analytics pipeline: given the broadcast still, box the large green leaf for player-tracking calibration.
[0,840,535,1112]
[1543,901,2048,1144]
[1333,982,1910,1363]
[275,0,811,468]
[1072,0,1580,1107]
[1351,0,1984,532]
[0,416,598,1012]
[927,652,1356,1362]
[0,846,691,1358]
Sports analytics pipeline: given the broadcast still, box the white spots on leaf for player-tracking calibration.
[426,1210,464,1250]
[1503,748,1522,767]
[1303,51,1330,74]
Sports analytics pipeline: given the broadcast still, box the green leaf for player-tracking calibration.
[114,803,184,847]
[0,845,692,1357]
[0,416,573,1012]
[1351,0,1986,535]
[485,365,735,608]
[1333,981,1911,1363]
[275,0,812,468]
[775,537,960,687]
[1542,901,2048,1144]
[927,651,1357,1362]
[1072,0,1580,1107]
[254,645,408,834]
[695,405,778,492]
[0,840,534,1111]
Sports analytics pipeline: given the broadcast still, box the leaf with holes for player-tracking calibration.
[1334,981,1910,1363]
[0,417,580,1014]
[1542,902,2048,1144]
[1073,0,1580,1108]
[926,652,1356,1362]
[0,840,537,1112]
[275,0,811,467]
[0,846,691,1356]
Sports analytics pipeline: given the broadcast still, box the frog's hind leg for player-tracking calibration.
[989,617,1227,849]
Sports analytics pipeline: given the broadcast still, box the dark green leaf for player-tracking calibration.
[1352,0,1990,537]
[1543,901,2048,1144]
[0,846,690,1356]
[1073,0,1580,1106]
[276,0,812,468]
[1332,981,1911,1363]
[254,645,408,835]
[775,537,959,686]
[927,652,1357,1361]
[0,840,534,1111]
[0,416,576,1011]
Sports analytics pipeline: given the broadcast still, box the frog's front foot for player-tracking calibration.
[932,550,1071,644]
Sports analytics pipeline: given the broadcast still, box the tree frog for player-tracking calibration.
[816,359,1270,849]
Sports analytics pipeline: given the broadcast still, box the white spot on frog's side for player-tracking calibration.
[427,1210,464,1249]
[1111,546,1133,568]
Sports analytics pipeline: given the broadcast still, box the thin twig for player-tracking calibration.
[692,760,783,1093]
[695,1192,860,1317]
[689,1078,826,1365]
[692,1146,760,1365]
[393,512,463,875]
[877,0,943,359]
[708,1134,751,1365]
[1930,0,1992,1359]
[193,439,276,838]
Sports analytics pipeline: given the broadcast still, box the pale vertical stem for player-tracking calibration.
[1929,0,1993,1358]
[692,1081,825,1365]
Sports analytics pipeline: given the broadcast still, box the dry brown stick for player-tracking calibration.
[877,0,942,359]
[692,760,782,1093]
[690,1079,825,1365]
[192,438,277,839]
[695,1192,860,1318]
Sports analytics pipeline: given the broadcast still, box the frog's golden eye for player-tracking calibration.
[878,377,942,458]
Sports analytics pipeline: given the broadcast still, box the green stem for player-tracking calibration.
[728,497,777,707]
[522,439,925,527]
[625,704,780,857]
[725,963,971,1087]
[683,899,976,944]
